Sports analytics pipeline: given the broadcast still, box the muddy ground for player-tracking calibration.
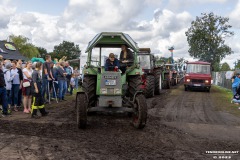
[0,85,240,160]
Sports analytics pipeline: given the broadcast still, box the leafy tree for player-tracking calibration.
[185,12,234,71]
[36,47,48,58]
[235,60,240,69]
[220,62,231,71]
[156,57,171,64]
[9,35,39,58]
[51,41,81,61]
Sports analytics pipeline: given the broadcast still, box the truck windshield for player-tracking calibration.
[137,55,151,69]
[186,64,210,74]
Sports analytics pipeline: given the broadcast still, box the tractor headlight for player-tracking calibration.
[205,80,209,83]
[100,88,107,94]
[114,88,121,94]
[186,79,191,82]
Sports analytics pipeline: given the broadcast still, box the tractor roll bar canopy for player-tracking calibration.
[85,32,139,53]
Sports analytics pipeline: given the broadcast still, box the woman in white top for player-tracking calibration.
[22,61,33,113]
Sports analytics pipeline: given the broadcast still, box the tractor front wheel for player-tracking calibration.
[132,94,148,129]
[82,76,96,107]
[144,75,155,98]
[128,76,142,99]
[76,93,88,129]
[154,68,162,95]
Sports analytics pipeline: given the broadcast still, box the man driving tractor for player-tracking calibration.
[105,53,120,71]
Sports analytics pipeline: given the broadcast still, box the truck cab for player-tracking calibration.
[184,61,211,92]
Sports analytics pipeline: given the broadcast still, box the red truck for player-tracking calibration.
[184,61,212,92]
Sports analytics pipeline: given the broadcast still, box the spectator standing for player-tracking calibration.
[42,55,54,103]
[0,61,8,117]
[52,62,59,99]
[31,62,48,118]
[231,73,240,96]
[22,61,33,113]
[49,62,54,100]
[11,60,23,112]
[70,74,75,95]
[57,62,67,101]
[4,63,15,111]
[64,61,73,93]
[17,59,23,108]
[73,67,80,90]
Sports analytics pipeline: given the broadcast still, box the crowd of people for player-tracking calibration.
[0,54,80,118]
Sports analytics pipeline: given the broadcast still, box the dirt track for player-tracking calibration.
[0,85,240,160]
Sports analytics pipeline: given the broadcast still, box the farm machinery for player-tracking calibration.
[76,32,147,129]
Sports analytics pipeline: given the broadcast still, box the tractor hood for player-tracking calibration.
[85,32,139,53]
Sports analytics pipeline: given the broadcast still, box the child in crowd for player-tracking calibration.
[70,74,75,95]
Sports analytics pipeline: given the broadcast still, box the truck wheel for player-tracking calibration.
[128,76,142,98]
[82,76,96,107]
[154,68,162,95]
[132,94,147,129]
[76,93,88,129]
[144,75,155,98]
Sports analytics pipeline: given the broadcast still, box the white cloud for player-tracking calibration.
[0,0,16,28]
[229,0,240,28]
[0,0,238,68]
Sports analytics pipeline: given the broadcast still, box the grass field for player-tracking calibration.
[211,85,240,117]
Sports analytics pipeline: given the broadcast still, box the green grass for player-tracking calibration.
[211,85,240,117]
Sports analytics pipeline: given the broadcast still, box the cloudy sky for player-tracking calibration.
[0,0,240,68]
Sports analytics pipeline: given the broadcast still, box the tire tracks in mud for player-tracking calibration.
[161,88,231,125]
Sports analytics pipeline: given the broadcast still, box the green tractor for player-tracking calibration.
[76,32,147,129]
[137,48,163,97]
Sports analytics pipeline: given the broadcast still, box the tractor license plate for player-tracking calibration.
[105,80,116,86]
[193,84,201,86]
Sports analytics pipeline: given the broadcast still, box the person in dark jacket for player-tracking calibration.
[0,61,9,117]
[119,45,134,73]
[31,62,48,118]
[57,62,67,101]
[105,53,120,71]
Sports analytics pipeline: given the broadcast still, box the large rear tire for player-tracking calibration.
[76,93,88,129]
[82,76,96,107]
[132,94,148,129]
[128,76,142,98]
[154,68,162,95]
[144,75,155,98]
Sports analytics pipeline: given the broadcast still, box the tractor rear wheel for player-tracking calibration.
[82,76,96,107]
[144,75,155,98]
[132,94,148,129]
[128,76,142,98]
[154,68,162,95]
[76,93,88,129]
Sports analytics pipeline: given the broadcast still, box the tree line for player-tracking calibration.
[7,35,81,67]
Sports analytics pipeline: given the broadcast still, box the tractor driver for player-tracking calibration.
[105,53,120,71]
[119,45,134,73]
